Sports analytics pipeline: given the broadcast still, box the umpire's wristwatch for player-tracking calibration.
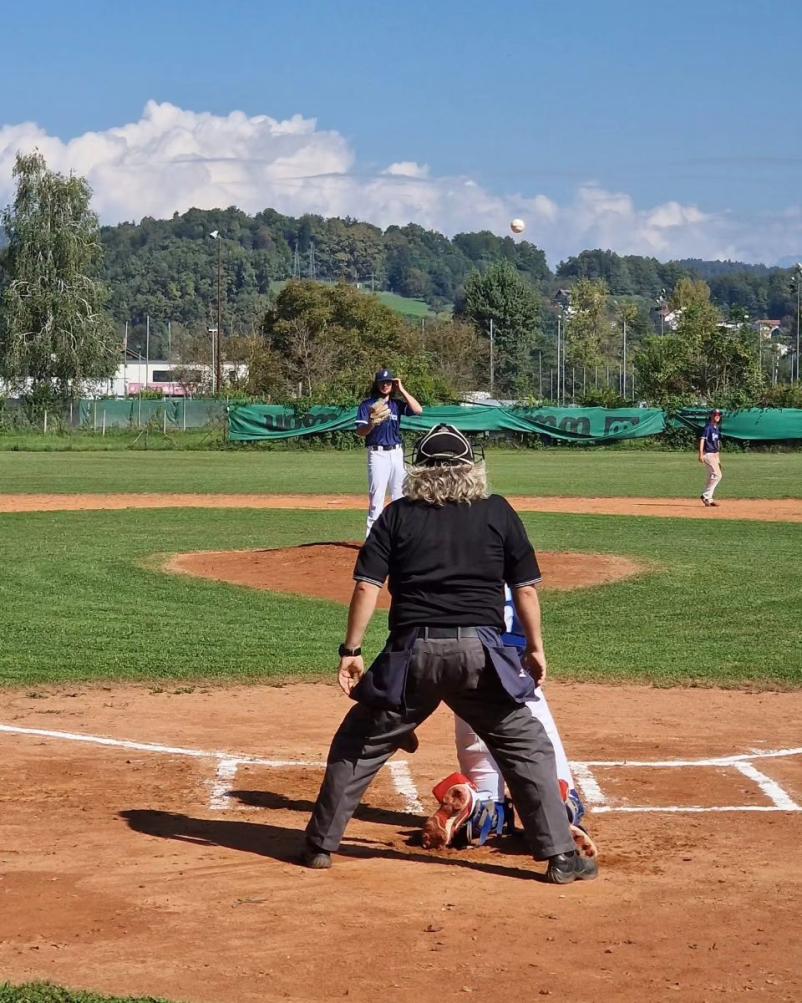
[338,643,362,657]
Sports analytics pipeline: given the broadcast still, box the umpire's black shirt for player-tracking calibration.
[354,495,541,632]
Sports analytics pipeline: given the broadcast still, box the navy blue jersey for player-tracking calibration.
[701,422,721,454]
[356,397,411,447]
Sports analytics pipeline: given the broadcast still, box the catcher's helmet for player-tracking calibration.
[412,424,475,467]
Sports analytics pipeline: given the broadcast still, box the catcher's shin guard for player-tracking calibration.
[559,779,586,827]
[421,773,478,849]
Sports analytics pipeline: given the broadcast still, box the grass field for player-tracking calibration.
[1,504,799,688]
[1,448,801,498]
[0,985,170,1003]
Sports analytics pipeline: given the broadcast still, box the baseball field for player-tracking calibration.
[1,448,801,1003]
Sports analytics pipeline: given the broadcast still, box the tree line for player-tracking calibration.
[1,152,800,412]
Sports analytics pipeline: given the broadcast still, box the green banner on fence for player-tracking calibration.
[76,400,802,442]
[674,407,802,441]
[227,404,667,442]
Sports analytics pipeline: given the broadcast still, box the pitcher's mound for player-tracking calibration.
[166,543,644,606]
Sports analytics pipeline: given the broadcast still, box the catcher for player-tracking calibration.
[356,369,422,537]
[420,585,597,861]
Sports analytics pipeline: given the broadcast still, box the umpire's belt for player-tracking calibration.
[416,626,479,640]
[368,444,400,451]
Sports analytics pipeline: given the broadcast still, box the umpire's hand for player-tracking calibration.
[523,648,548,685]
[338,656,365,696]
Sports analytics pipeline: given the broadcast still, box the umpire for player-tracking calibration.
[301,424,597,884]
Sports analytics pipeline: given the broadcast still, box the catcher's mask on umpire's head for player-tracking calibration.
[412,424,475,467]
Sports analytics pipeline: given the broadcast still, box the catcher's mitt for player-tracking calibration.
[370,400,392,425]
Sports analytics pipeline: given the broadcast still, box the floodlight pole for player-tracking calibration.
[796,264,802,384]
[216,237,223,394]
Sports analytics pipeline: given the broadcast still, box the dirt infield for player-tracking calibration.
[1,491,801,521]
[1,683,801,1003]
[165,543,646,604]
[1,492,801,1001]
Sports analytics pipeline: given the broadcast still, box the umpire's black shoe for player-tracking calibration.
[299,840,332,869]
[398,730,419,754]
[545,849,598,884]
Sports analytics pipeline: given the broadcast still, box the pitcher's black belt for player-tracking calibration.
[368,444,401,451]
[417,626,480,640]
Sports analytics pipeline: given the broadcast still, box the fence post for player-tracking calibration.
[102,409,107,436]
[163,408,167,435]
[93,400,97,432]
[43,410,48,434]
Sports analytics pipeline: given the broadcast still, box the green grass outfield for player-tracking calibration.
[0,505,799,689]
[0,984,171,1003]
[1,448,801,498]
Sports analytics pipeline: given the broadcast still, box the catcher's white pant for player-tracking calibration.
[366,446,405,536]
[455,687,574,802]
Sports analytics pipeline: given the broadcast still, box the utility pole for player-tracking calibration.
[622,312,627,398]
[556,315,561,404]
[292,242,301,279]
[145,315,150,392]
[795,264,802,383]
[308,240,316,280]
[123,321,128,398]
[489,318,495,397]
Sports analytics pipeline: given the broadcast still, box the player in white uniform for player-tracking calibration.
[356,369,423,537]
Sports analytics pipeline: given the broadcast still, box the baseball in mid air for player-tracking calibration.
[510,218,526,234]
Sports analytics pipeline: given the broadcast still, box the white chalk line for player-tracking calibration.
[387,760,425,814]
[569,749,802,814]
[208,758,241,810]
[0,723,324,769]
[732,761,801,811]
[0,722,420,815]
[2,722,801,814]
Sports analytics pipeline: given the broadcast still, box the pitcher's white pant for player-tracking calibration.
[366,446,405,536]
[455,687,574,802]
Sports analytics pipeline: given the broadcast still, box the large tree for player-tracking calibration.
[0,151,118,401]
[634,279,764,405]
[460,262,541,396]
[259,280,454,403]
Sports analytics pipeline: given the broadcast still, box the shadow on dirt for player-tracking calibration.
[229,788,421,828]
[119,809,547,881]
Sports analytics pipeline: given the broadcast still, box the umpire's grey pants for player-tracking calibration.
[306,638,576,860]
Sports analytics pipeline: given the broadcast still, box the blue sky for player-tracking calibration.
[1,0,800,264]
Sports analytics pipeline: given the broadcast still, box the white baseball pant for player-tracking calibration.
[366,446,405,536]
[454,687,574,802]
[702,453,722,501]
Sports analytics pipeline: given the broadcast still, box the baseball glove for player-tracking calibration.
[369,400,392,425]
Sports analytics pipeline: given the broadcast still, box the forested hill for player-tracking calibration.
[98,206,548,335]
[96,207,796,335]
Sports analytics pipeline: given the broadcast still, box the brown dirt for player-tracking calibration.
[1,683,801,1003]
[165,543,645,605]
[1,491,801,521]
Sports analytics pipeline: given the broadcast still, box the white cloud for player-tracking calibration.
[383,161,430,178]
[1,100,800,266]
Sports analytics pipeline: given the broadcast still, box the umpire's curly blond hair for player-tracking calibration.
[403,461,488,507]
